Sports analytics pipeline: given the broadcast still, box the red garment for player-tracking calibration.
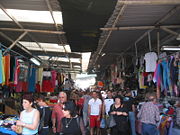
[51,71,57,88]
[90,115,100,128]
[77,98,84,109]
[42,80,54,92]
[36,83,40,92]
[51,104,64,133]
[16,81,28,92]
[167,107,174,115]
[143,72,149,77]
[22,82,28,92]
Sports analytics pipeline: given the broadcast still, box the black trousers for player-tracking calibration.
[111,126,128,135]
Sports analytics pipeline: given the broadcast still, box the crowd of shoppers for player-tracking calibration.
[9,89,179,135]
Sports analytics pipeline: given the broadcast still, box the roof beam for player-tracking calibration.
[123,5,180,53]
[3,31,27,55]
[93,4,127,66]
[31,50,81,58]
[45,0,72,69]
[0,4,47,56]
[100,25,180,31]
[161,27,179,36]
[118,0,180,5]
[0,32,42,62]
[48,60,81,66]
[0,27,65,34]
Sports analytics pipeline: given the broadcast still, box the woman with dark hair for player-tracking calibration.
[11,94,40,135]
[60,101,86,135]
[109,96,129,135]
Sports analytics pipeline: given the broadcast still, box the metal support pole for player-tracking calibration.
[3,31,27,55]
[161,27,179,36]
[148,31,152,52]
[157,31,160,55]
[0,27,65,34]
[135,43,138,58]
[100,25,180,31]
[45,0,72,69]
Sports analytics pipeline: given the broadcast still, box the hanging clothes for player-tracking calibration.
[153,53,180,96]
[2,56,5,84]
[138,72,147,89]
[28,67,36,92]
[0,50,3,84]
[3,54,10,86]
[14,58,20,85]
[42,70,54,92]
[51,70,57,88]
[37,67,43,86]
[161,60,171,92]
[9,56,15,82]
[35,83,41,92]
[144,52,158,72]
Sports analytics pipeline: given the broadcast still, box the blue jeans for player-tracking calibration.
[142,123,158,135]
[171,128,180,135]
[128,112,136,135]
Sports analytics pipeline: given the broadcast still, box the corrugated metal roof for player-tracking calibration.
[116,5,175,26]
[89,0,180,71]
[0,0,61,11]
[0,0,85,72]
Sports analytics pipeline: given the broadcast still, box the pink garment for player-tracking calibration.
[153,63,158,83]
[14,59,20,85]
[51,70,57,88]
[15,81,23,92]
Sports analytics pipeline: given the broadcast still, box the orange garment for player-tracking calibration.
[98,81,104,87]
[4,54,10,85]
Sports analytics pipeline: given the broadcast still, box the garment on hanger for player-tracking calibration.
[51,70,57,88]
[144,52,158,72]
[42,70,54,92]
[28,67,36,92]
[0,50,3,84]
[9,56,15,82]
[14,58,20,85]
[3,54,10,86]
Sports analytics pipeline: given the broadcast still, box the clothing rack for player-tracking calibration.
[158,51,179,60]
[0,43,29,60]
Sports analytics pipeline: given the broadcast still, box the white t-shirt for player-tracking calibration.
[88,98,102,115]
[144,52,157,72]
[104,98,114,115]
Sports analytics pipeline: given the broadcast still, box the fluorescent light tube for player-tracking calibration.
[30,58,41,66]
[161,46,180,51]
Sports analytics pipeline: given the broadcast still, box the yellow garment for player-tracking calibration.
[37,67,43,88]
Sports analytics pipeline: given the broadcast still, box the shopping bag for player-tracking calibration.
[15,125,22,134]
[100,118,106,128]
[107,115,116,128]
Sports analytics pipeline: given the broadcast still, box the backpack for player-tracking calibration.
[38,107,45,133]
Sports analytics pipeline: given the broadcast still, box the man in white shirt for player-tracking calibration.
[104,90,114,135]
[88,91,102,135]
[104,90,114,115]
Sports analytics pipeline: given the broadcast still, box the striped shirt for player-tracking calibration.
[137,102,160,125]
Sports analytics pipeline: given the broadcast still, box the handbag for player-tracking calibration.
[107,115,116,128]
[100,118,106,128]
[15,125,23,134]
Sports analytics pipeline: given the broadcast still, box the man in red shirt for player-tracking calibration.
[52,92,67,135]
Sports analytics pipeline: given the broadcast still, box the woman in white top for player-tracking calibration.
[12,94,40,135]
